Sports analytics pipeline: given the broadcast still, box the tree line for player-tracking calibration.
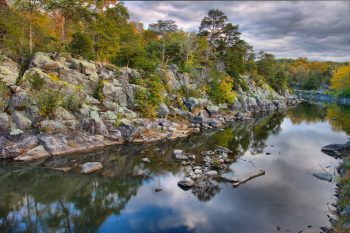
[0,1,349,97]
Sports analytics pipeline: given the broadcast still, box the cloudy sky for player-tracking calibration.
[124,1,350,62]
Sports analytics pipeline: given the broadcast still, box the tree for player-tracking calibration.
[46,0,90,59]
[149,19,178,65]
[331,65,350,96]
[199,9,227,48]
[14,0,44,55]
[272,71,288,94]
[69,32,93,58]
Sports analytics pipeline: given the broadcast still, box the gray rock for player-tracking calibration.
[205,170,218,177]
[10,128,23,136]
[11,110,32,130]
[39,120,67,134]
[119,118,136,141]
[221,172,239,182]
[53,107,76,121]
[175,153,189,160]
[177,178,194,190]
[206,105,220,118]
[142,158,151,163]
[90,111,108,136]
[312,172,332,182]
[184,97,199,111]
[321,141,350,157]
[158,103,169,118]
[15,135,38,150]
[70,58,96,75]
[8,91,29,113]
[15,145,50,161]
[174,149,183,155]
[0,112,10,132]
[39,134,69,155]
[0,56,19,85]
[81,162,103,174]
[216,146,233,154]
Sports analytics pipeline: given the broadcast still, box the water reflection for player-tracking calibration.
[0,103,349,233]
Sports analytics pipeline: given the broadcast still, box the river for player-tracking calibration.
[1,102,349,233]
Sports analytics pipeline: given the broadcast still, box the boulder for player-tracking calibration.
[0,56,19,85]
[15,135,38,150]
[39,134,69,155]
[321,141,350,157]
[15,145,51,161]
[205,170,218,177]
[81,162,103,174]
[53,107,76,121]
[142,158,151,163]
[205,105,220,118]
[70,58,96,75]
[184,97,199,112]
[177,178,194,190]
[90,111,108,136]
[158,103,169,118]
[8,91,29,113]
[312,172,332,182]
[11,110,32,130]
[0,112,10,132]
[39,120,67,134]
[216,146,233,154]
[118,118,136,141]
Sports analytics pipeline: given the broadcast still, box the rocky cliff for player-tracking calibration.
[0,52,298,161]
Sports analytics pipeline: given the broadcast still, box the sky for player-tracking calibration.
[124,1,350,62]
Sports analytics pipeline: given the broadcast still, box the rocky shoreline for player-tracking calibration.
[295,90,350,106]
[0,52,299,162]
[321,141,350,231]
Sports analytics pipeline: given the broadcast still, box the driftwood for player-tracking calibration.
[233,170,266,187]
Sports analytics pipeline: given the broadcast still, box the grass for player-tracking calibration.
[337,157,350,232]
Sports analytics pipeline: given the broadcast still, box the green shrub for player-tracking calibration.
[208,76,236,104]
[338,88,350,97]
[69,32,93,59]
[36,89,61,116]
[94,79,104,102]
[113,111,124,128]
[134,87,158,118]
[62,93,83,111]
[28,72,45,90]
[0,80,11,109]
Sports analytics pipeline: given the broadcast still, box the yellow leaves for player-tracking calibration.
[209,75,236,104]
[331,65,350,91]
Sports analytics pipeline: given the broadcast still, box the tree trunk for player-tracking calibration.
[29,20,33,55]
[161,37,165,65]
[61,15,66,42]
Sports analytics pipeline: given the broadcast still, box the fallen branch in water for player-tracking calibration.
[233,170,266,188]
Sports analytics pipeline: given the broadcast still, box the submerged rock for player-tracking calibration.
[81,162,103,174]
[312,172,332,182]
[220,172,239,183]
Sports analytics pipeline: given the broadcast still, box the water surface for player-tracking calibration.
[1,102,350,233]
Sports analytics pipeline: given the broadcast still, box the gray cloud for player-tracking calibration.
[125,1,350,62]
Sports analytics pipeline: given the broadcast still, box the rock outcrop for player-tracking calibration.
[0,53,299,161]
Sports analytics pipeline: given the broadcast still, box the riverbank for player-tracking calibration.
[321,141,350,231]
[295,90,350,106]
[0,52,299,162]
